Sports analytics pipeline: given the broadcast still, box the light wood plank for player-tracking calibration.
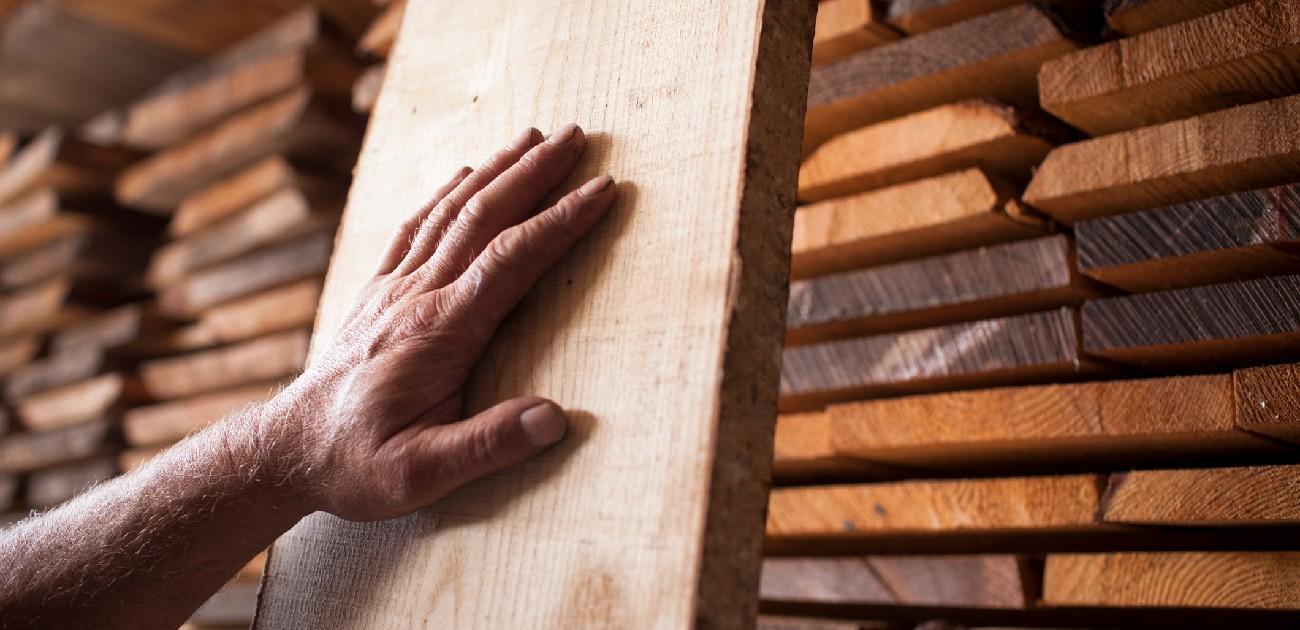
[1044,552,1300,608]
[16,373,130,432]
[255,1,816,627]
[0,419,109,474]
[885,0,1024,33]
[812,0,899,66]
[139,329,308,400]
[1102,465,1300,525]
[169,156,297,238]
[1023,94,1300,224]
[24,454,116,509]
[124,380,284,447]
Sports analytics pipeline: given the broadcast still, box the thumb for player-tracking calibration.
[413,396,568,500]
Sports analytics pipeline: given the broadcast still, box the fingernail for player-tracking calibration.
[577,175,614,196]
[510,127,539,149]
[520,402,567,447]
[548,123,580,145]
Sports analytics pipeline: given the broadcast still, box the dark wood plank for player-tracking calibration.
[1235,361,1300,444]
[885,0,1023,33]
[1077,184,1300,292]
[812,0,899,66]
[788,235,1099,344]
[1105,0,1251,34]
[781,307,1103,411]
[761,555,1031,608]
[1082,274,1300,370]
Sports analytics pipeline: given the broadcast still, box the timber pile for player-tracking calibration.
[768,1,1300,627]
[351,0,402,113]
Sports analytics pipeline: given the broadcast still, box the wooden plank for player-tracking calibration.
[148,187,337,287]
[193,277,322,343]
[1077,184,1300,292]
[804,4,1079,152]
[4,345,104,402]
[123,380,284,447]
[0,335,39,377]
[50,303,158,352]
[885,0,1024,33]
[357,0,404,59]
[766,475,1102,540]
[139,328,308,400]
[1102,465,1300,525]
[812,0,899,67]
[156,229,333,317]
[0,276,70,337]
[1044,552,1300,608]
[1105,0,1252,35]
[780,308,1100,411]
[56,0,289,56]
[772,412,888,482]
[800,100,1067,202]
[791,168,1047,279]
[0,187,57,236]
[114,87,359,212]
[1236,362,1300,444]
[0,419,110,474]
[1023,94,1300,224]
[820,374,1290,474]
[760,557,895,604]
[256,0,816,627]
[787,235,1099,344]
[351,63,385,114]
[169,155,300,237]
[0,129,138,204]
[1043,0,1300,136]
[762,555,1030,609]
[16,373,130,432]
[24,454,116,509]
[1081,274,1300,370]
[0,130,14,166]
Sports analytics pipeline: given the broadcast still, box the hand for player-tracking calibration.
[264,124,616,521]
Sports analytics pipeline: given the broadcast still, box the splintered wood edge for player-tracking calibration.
[693,1,815,625]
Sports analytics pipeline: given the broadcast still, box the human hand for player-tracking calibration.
[265,124,616,521]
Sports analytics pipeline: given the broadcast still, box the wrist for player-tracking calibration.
[209,387,317,523]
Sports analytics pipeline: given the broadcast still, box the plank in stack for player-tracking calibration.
[766,1,1300,626]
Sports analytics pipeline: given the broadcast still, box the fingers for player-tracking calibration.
[418,124,588,287]
[391,127,544,277]
[408,397,567,502]
[374,166,471,276]
[446,174,617,327]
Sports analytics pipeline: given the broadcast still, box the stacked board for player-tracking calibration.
[768,1,1300,627]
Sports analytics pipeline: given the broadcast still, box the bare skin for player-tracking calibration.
[0,123,616,629]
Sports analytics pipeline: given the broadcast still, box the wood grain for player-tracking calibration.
[51,303,157,352]
[800,100,1066,202]
[16,373,129,432]
[760,555,1029,608]
[812,0,899,66]
[157,229,332,317]
[1077,184,1300,292]
[885,0,1024,33]
[1236,361,1300,444]
[1043,0,1300,136]
[805,4,1078,152]
[124,380,284,447]
[140,328,308,400]
[1023,94,1300,224]
[1105,0,1252,35]
[787,235,1098,344]
[169,156,297,238]
[1081,274,1300,370]
[781,308,1098,411]
[791,168,1048,279]
[1044,552,1300,608]
[1102,465,1300,525]
[253,1,817,628]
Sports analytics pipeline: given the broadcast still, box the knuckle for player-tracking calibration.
[461,196,494,224]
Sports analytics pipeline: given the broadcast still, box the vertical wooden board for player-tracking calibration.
[1236,362,1300,444]
[255,1,815,629]
[1044,552,1300,608]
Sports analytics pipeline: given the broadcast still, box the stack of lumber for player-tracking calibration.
[767,1,1300,627]
[351,0,403,113]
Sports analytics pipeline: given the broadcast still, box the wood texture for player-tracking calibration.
[357,0,403,58]
[1236,362,1300,444]
[1077,184,1300,292]
[787,235,1098,344]
[1081,274,1300,370]
[140,329,308,400]
[24,455,116,509]
[16,373,128,432]
[1043,0,1300,136]
[1105,0,1252,35]
[157,229,332,317]
[800,100,1066,202]
[761,555,1029,608]
[5,345,104,402]
[124,380,283,447]
[0,335,39,378]
[0,188,57,237]
[1044,552,1300,608]
[812,0,899,66]
[766,475,1102,538]
[0,419,109,474]
[804,4,1078,151]
[50,303,155,352]
[885,0,1024,33]
[1023,94,1300,224]
[781,308,1096,411]
[170,156,295,238]
[0,129,137,204]
[1102,465,1300,525]
[193,277,323,343]
[771,412,884,482]
[791,168,1046,279]
[0,276,70,337]
[256,1,816,628]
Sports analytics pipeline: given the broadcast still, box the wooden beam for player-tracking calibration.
[1076,184,1300,292]
[772,412,887,483]
[16,373,131,432]
[5,345,104,402]
[169,156,301,238]
[1102,465,1300,525]
[1081,274,1300,370]
[124,380,284,447]
[24,454,116,509]
[780,308,1101,411]
[50,303,158,352]
[56,0,289,56]
[0,129,138,205]
[0,419,109,474]
[761,555,1031,608]
[800,100,1067,202]
[1043,0,1300,136]
[0,276,70,337]
[885,0,1024,33]
[191,277,323,343]
[787,235,1099,344]
[1023,94,1300,224]
[139,328,308,400]
[255,0,816,627]
[812,0,899,66]
[1044,552,1300,608]
[1235,362,1300,444]
[805,4,1079,152]
[156,229,332,317]
[1105,0,1252,35]
[792,168,1047,279]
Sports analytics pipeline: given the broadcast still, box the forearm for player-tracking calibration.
[0,398,309,629]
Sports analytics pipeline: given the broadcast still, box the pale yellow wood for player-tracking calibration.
[256,1,815,628]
